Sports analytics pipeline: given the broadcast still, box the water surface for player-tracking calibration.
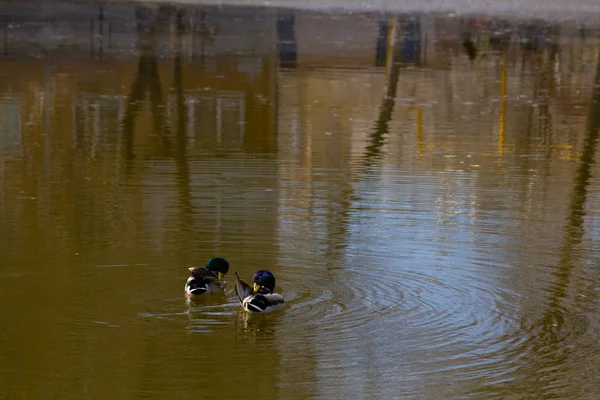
[1,3,600,399]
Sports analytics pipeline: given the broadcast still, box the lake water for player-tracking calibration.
[2,2,600,399]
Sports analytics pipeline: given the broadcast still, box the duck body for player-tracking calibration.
[235,270,285,313]
[185,258,230,296]
[240,292,286,313]
[185,268,225,295]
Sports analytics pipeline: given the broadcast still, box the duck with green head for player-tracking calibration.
[235,270,285,313]
[185,257,230,296]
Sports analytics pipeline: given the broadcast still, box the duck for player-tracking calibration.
[185,257,230,296]
[234,270,285,313]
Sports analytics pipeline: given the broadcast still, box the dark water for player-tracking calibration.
[1,2,600,399]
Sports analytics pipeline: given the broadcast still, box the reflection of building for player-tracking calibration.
[292,11,381,68]
[0,3,281,265]
[177,89,245,148]
[73,93,125,156]
[0,4,279,155]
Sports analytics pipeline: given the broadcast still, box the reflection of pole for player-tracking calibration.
[199,10,206,64]
[363,16,401,167]
[173,9,195,246]
[90,18,94,58]
[416,106,423,154]
[375,14,388,67]
[3,20,7,56]
[99,5,104,59]
[498,55,507,156]
[173,10,186,149]
[277,11,297,68]
[44,65,52,212]
[385,16,396,77]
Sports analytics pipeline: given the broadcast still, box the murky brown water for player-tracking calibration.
[2,2,600,399]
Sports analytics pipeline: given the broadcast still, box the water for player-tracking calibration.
[1,2,600,399]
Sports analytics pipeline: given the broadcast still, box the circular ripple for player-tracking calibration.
[275,257,529,379]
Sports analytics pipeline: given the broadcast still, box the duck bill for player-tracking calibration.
[218,272,224,280]
[253,283,261,293]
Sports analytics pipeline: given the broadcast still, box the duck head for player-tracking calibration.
[253,270,276,294]
[205,257,230,280]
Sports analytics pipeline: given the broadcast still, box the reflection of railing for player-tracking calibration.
[72,93,125,153]
[0,95,21,153]
[170,90,245,147]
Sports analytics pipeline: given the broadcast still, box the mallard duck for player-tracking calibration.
[234,270,285,313]
[185,257,230,296]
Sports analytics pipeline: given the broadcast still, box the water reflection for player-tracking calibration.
[504,45,600,398]
[2,2,600,399]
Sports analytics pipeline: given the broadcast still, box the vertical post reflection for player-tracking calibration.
[416,106,423,154]
[98,5,104,60]
[363,15,401,168]
[498,55,506,157]
[277,10,297,68]
[375,14,389,67]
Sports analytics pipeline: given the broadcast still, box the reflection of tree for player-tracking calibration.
[526,24,560,155]
[514,47,600,391]
[123,6,201,262]
[321,15,404,263]
[510,25,559,169]
[550,48,600,318]
[363,20,402,170]
[121,6,173,162]
[172,9,196,261]
[460,18,477,61]
[538,26,560,149]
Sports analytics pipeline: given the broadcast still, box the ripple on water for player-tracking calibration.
[275,247,541,387]
[137,292,241,334]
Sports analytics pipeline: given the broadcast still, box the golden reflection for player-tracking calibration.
[416,106,424,154]
[234,309,280,343]
[385,15,396,76]
[498,55,507,157]
[185,292,227,311]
